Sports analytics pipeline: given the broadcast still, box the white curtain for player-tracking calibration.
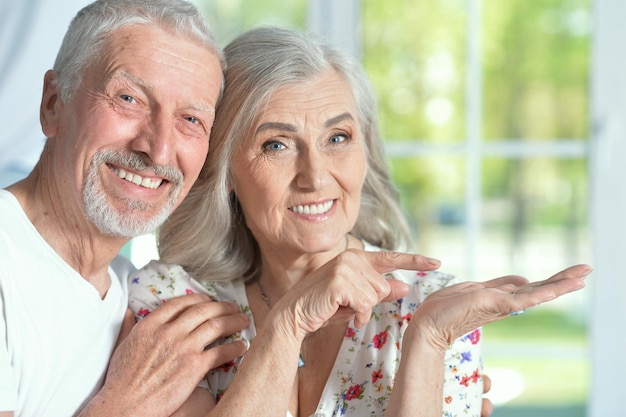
[589,0,626,415]
[0,0,90,187]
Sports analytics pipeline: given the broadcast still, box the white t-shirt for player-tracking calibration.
[0,190,129,416]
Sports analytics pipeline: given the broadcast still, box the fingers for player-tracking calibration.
[381,279,410,302]
[133,294,249,357]
[507,264,591,312]
[297,250,433,329]
[481,275,529,289]
[480,368,493,417]
[202,339,248,370]
[143,293,243,332]
[362,250,441,274]
[191,311,251,347]
[483,373,491,394]
[524,264,592,288]
[481,398,494,417]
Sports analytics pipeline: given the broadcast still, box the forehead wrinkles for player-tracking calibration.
[102,26,220,103]
[261,79,357,130]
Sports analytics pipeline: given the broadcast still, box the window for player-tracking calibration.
[335,1,591,415]
[132,1,595,415]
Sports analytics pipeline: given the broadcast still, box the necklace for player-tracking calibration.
[256,279,306,368]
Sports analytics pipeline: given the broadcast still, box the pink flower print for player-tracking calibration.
[345,327,356,338]
[470,368,481,384]
[137,308,151,318]
[185,288,194,295]
[372,369,383,383]
[399,312,412,328]
[459,369,481,387]
[345,384,364,401]
[373,329,389,349]
[469,329,480,344]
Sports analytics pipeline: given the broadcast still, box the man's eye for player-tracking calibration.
[185,116,200,125]
[119,94,136,103]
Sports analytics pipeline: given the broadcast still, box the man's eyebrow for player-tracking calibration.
[111,71,215,114]
[112,70,152,91]
[188,103,215,114]
[255,122,298,134]
[325,112,354,128]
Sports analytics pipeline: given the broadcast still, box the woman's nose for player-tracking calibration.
[295,148,329,190]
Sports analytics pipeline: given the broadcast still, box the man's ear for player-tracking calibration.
[40,70,63,138]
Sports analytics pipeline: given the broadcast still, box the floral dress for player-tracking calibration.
[129,241,483,417]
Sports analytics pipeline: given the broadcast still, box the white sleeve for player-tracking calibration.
[0,280,17,411]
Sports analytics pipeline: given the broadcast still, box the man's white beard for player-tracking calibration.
[83,149,183,238]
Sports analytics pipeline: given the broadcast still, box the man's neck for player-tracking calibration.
[6,170,127,298]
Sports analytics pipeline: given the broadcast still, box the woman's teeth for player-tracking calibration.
[290,200,334,215]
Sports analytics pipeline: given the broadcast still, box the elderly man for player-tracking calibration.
[0,1,249,416]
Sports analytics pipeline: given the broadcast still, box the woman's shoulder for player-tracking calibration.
[129,259,208,298]
[130,260,248,305]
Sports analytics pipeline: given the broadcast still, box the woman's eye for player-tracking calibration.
[184,116,200,125]
[262,140,286,151]
[330,133,349,144]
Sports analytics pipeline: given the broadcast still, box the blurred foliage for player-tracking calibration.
[485,307,587,343]
[361,0,590,261]
[193,0,306,45]
[483,0,590,141]
[362,0,467,143]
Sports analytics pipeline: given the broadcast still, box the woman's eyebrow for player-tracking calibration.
[255,122,298,134]
[325,112,354,128]
[255,112,354,134]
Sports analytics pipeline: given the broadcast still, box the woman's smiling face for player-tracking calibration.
[231,69,367,256]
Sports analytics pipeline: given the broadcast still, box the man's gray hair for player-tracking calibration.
[52,0,224,103]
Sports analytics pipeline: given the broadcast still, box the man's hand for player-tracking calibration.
[79,294,249,417]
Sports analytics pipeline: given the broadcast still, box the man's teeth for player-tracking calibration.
[114,168,162,189]
[290,200,334,215]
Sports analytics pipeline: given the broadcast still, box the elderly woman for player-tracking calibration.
[129,27,589,417]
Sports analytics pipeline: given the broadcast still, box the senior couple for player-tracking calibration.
[0,0,590,416]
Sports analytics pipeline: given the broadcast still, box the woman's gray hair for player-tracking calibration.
[53,0,224,103]
[158,26,412,283]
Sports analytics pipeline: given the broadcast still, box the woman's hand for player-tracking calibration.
[411,264,591,351]
[269,249,441,341]
[386,264,590,417]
